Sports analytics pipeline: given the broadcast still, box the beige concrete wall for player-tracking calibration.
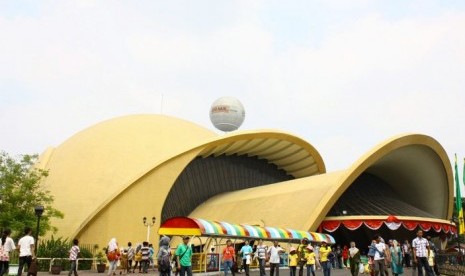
[76,148,203,248]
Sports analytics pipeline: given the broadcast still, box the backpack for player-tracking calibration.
[159,248,171,272]
[0,240,9,262]
[367,245,376,257]
[0,243,5,262]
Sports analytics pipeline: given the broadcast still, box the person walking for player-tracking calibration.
[288,247,298,276]
[222,240,236,276]
[17,227,35,276]
[254,240,267,276]
[342,246,349,269]
[106,238,120,276]
[390,240,403,276]
[148,244,155,270]
[372,235,388,276]
[319,241,332,276]
[157,236,171,276]
[313,244,321,270]
[305,245,316,276]
[402,240,411,268]
[297,238,309,276]
[126,242,135,274]
[348,242,361,276]
[426,236,440,275]
[133,244,142,273]
[412,230,434,276]
[175,236,193,276]
[68,239,80,276]
[335,246,343,269]
[268,241,285,276]
[239,240,253,276]
[140,242,150,273]
[0,229,16,276]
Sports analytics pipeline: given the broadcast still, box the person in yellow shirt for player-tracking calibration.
[288,247,298,276]
[305,245,316,276]
[319,241,332,276]
[297,238,309,276]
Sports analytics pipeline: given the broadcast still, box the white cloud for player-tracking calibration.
[0,2,464,171]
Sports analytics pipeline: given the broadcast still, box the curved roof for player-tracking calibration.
[39,114,325,239]
[38,114,217,236]
[306,134,453,230]
[158,217,335,244]
[190,134,452,233]
[197,131,325,178]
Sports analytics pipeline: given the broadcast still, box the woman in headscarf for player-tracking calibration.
[390,240,403,276]
[157,236,171,276]
[348,242,361,276]
[107,238,119,276]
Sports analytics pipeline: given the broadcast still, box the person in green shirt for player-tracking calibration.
[176,236,193,276]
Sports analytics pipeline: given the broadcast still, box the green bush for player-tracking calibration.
[78,247,93,270]
[37,236,69,271]
[37,236,69,258]
[35,236,95,271]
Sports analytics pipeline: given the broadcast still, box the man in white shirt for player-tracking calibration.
[372,235,389,276]
[17,227,35,276]
[255,240,267,276]
[412,230,434,276]
[267,241,285,276]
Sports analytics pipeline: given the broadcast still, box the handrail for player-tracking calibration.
[8,257,97,273]
[38,257,97,272]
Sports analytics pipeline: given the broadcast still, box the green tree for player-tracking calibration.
[0,151,63,239]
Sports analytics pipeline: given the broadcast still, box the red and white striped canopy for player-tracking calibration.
[320,216,456,234]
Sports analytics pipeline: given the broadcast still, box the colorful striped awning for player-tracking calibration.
[158,217,335,244]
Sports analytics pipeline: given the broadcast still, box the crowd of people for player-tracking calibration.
[0,227,443,276]
[365,230,439,276]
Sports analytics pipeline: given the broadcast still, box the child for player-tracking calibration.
[367,240,377,276]
[133,244,142,273]
[140,242,150,273]
[119,249,128,275]
[306,246,316,276]
[428,247,435,272]
[288,247,298,276]
[126,242,134,274]
[148,244,155,269]
[68,239,80,276]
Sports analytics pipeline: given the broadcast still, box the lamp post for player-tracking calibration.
[142,216,156,242]
[34,205,44,252]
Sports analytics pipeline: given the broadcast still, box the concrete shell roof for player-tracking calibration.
[39,114,325,238]
[190,134,453,232]
[198,130,325,178]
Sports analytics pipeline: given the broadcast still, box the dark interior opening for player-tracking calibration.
[161,154,293,222]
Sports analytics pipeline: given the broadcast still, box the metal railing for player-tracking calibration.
[436,252,465,275]
[8,257,98,274]
[190,253,288,273]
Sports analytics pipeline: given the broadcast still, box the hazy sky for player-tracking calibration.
[1,0,465,173]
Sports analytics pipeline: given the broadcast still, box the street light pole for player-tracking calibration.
[142,216,156,242]
[34,205,44,252]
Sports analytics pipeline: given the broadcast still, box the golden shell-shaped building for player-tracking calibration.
[38,114,454,248]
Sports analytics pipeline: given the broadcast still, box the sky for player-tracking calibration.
[1,0,465,174]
